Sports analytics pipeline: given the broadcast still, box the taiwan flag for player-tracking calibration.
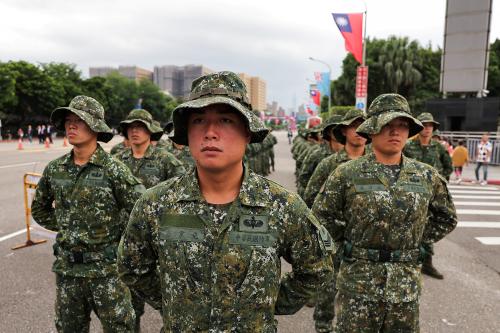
[310,89,321,106]
[332,13,363,64]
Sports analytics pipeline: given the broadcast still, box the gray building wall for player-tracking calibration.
[153,65,213,98]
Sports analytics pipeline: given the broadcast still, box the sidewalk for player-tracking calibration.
[451,163,500,185]
[0,137,121,152]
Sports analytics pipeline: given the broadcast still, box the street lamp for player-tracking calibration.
[309,57,332,113]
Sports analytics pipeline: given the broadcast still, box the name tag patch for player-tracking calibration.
[228,231,276,247]
[160,227,205,242]
[401,183,427,193]
[353,178,386,192]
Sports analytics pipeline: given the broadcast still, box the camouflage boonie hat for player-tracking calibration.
[170,71,269,145]
[51,95,114,143]
[321,114,343,140]
[356,93,423,139]
[119,109,164,141]
[417,112,440,129]
[333,109,367,144]
[432,129,441,138]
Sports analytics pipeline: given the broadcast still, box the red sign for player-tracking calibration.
[355,66,368,98]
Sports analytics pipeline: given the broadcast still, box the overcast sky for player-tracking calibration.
[1,0,499,110]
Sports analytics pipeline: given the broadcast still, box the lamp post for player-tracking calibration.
[309,57,331,113]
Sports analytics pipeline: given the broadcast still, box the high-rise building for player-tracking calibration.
[154,65,213,98]
[238,73,267,111]
[89,66,153,82]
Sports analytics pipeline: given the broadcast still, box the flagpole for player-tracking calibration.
[362,5,367,66]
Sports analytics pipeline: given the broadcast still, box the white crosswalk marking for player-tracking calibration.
[448,184,500,245]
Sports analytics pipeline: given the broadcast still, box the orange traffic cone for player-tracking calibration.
[45,137,50,148]
[17,138,24,150]
[63,137,68,147]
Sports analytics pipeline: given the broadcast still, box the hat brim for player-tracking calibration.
[169,96,269,145]
[333,116,368,144]
[51,107,114,143]
[356,112,423,140]
[119,119,164,141]
[420,120,440,130]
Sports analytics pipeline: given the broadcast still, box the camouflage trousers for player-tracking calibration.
[334,292,419,333]
[55,274,135,333]
[313,275,337,333]
[131,291,145,332]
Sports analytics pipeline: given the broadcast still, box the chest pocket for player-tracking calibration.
[140,163,160,176]
[353,178,386,192]
[82,170,108,187]
[159,214,206,243]
[53,172,73,187]
[228,214,276,247]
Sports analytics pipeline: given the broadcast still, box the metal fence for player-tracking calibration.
[440,131,500,165]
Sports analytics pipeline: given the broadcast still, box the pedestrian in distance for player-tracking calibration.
[451,140,468,184]
[118,71,333,332]
[475,133,493,185]
[31,95,145,333]
[287,126,293,144]
[313,93,457,333]
[27,124,33,143]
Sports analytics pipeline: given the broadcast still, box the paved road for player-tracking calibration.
[0,133,499,332]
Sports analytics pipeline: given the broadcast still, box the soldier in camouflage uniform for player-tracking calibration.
[116,109,185,188]
[303,110,367,208]
[308,109,368,333]
[403,112,453,279]
[31,96,144,333]
[297,115,343,198]
[114,109,185,331]
[313,94,457,332]
[267,131,278,172]
[295,127,322,188]
[150,120,170,150]
[118,71,333,332]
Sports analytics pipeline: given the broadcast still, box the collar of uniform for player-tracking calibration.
[86,144,107,167]
[143,144,155,159]
[336,148,350,163]
[60,144,106,167]
[361,151,415,172]
[175,165,268,207]
[239,167,268,207]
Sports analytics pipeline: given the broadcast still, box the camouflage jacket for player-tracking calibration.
[298,143,333,198]
[118,167,333,332]
[303,149,348,208]
[171,144,196,170]
[312,152,457,303]
[110,141,126,155]
[403,139,453,178]
[114,144,186,189]
[31,145,145,278]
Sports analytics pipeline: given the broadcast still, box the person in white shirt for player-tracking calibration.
[475,133,493,185]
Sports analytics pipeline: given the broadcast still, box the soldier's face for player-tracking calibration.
[64,113,97,146]
[187,105,251,172]
[342,119,366,147]
[127,121,151,146]
[420,122,434,138]
[370,117,409,155]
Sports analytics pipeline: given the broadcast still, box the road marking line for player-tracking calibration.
[451,190,500,194]
[475,237,500,245]
[454,202,500,207]
[0,162,37,169]
[458,222,500,228]
[448,185,499,191]
[452,195,500,199]
[457,209,500,216]
[0,229,26,242]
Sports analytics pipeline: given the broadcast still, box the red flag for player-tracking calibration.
[332,13,363,64]
[310,89,321,106]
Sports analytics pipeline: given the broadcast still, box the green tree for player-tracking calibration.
[320,95,329,114]
[40,62,84,105]
[487,38,500,97]
[137,79,176,124]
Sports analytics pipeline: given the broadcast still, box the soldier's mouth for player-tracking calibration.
[201,146,223,152]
